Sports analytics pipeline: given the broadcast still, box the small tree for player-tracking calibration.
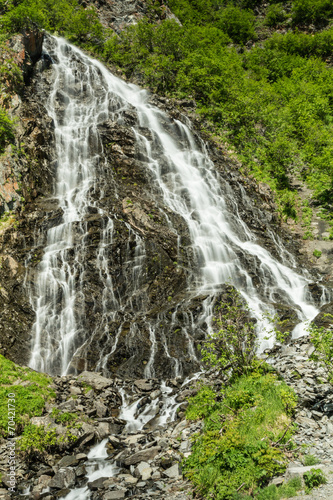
[309,314,333,381]
[200,286,257,377]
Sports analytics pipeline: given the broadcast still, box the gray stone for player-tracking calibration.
[103,491,125,500]
[95,401,108,418]
[135,461,152,480]
[58,399,76,411]
[88,476,109,490]
[134,379,154,392]
[96,422,110,439]
[150,390,161,400]
[180,440,191,452]
[124,434,145,446]
[162,463,181,479]
[109,436,124,449]
[172,420,187,437]
[57,455,79,468]
[123,446,160,466]
[75,465,86,477]
[269,477,284,487]
[78,371,113,391]
[49,469,76,489]
[70,386,81,395]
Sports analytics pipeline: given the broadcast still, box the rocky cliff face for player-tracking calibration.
[0,17,331,380]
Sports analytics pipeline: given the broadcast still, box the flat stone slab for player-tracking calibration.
[77,371,113,391]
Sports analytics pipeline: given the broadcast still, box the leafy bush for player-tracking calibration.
[265,3,288,27]
[309,320,333,380]
[216,5,256,44]
[184,372,297,498]
[292,0,333,25]
[0,108,14,153]
[199,286,256,377]
[303,468,327,490]
[0,0,104,47]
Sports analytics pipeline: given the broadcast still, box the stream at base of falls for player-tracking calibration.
[20,375,201,499]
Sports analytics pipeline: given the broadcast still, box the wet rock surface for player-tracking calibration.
[0,373,200,499]
[1,32,326,380]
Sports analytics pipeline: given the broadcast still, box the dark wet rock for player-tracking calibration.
[134,379,155,392]
[88,476,109,490]
[123,446,161,466]
[313,301,333,328]
[57,456,79,468]
[49,469,76,489]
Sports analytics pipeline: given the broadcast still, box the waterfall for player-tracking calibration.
[28,35,324,377]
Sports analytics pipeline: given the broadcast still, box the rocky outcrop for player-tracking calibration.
[85,0,180,33]
[0,372,200,499]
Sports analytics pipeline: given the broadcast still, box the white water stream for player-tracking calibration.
[29,35,325,377]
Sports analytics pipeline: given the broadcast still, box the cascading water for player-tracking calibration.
[28,35,325,379]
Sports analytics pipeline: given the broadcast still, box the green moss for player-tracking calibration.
[0,354,54,437]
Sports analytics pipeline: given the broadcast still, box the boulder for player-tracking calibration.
[134,461,152,480]
[134,380,154,392]
[48,469,76,489]
[88,477,109,490]
[77,371,113,391]
[162,463,182,479]
[123,446,160,466]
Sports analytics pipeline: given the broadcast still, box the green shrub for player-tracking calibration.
[0,0,104,48]
[292,0,333,25]
[303,454,320,466]
[303,468,327,491]
[216,5,256,44]
[309,321,333,381]
[0,108,14,153]
[265,4,287,27]
[184,372,297,498]
[199,286,256,377]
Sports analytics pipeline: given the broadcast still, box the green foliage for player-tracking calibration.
[17,424,58,459]
[216,5,256,45]
[303,453,320,466]
[255,477,302,499]
[50,408,78,424]
[309,320,333,381]
[303,468,327,491]
[265,4,288,27]
[0,108,14,153]
[0,0,104,47]
[0,354,54,437]
[313,249,322,258]
[17,422,78,461]
[185,385,217,420]
[184,372,297,498]
[200,286,256,377]
[292,0,333,26]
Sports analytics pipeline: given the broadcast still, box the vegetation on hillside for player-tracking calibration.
[102,0,333,228]
[0,354,54,437]
[1,0,333,229]
[184,371,299,499]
